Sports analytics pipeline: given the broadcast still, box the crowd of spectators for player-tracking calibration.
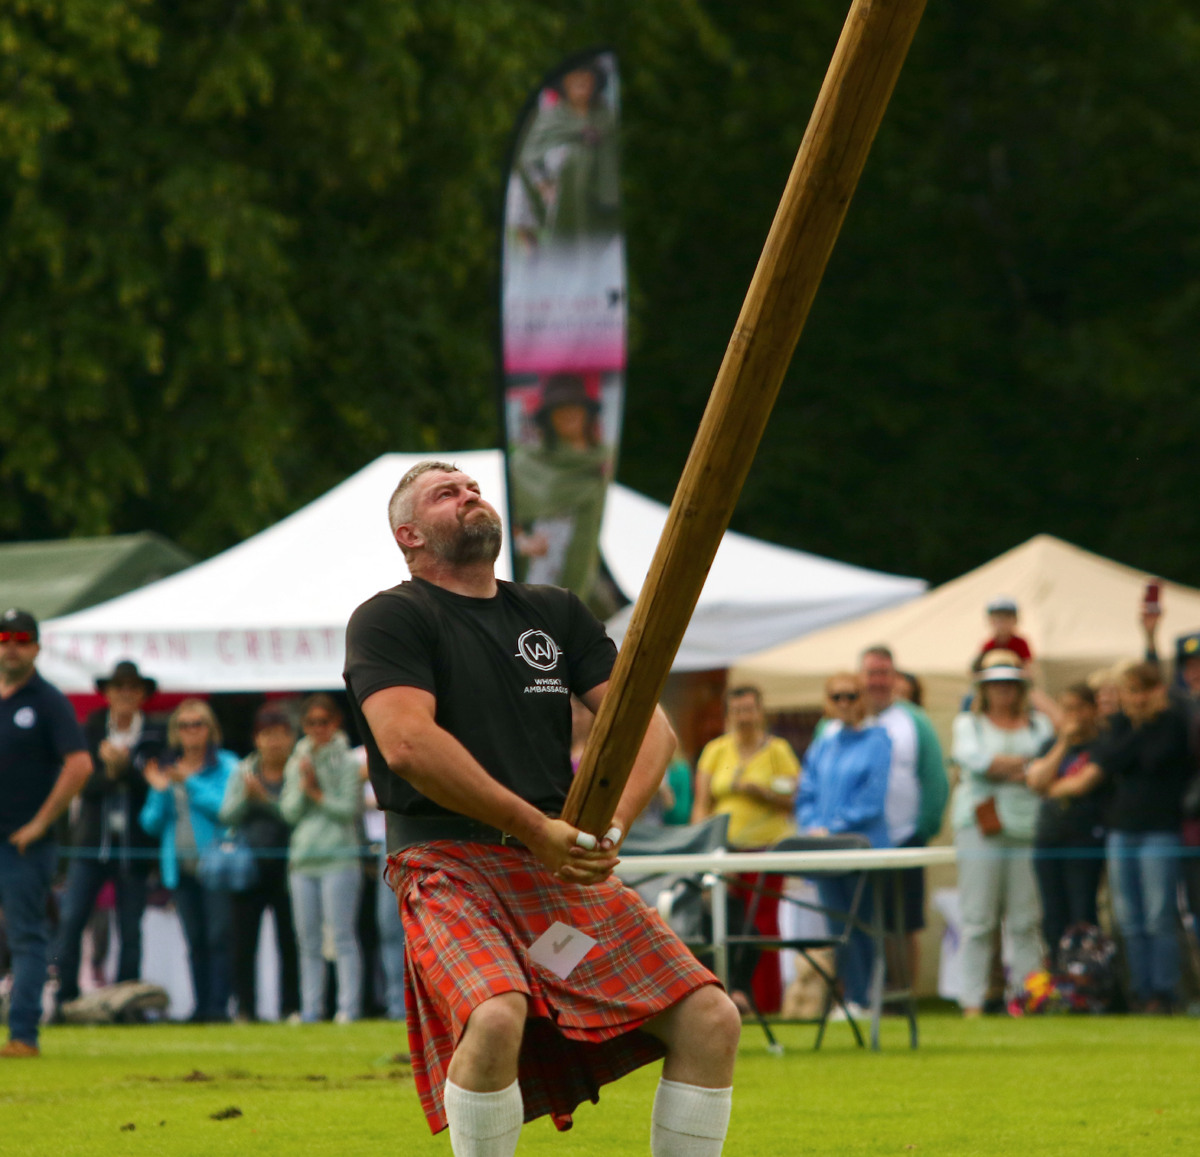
[0,620,417,1051]
[4,585,1200,1056]
[950,597,1200,1015]
[685,594,1200,1022]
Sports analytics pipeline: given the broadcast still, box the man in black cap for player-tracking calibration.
[0,609,91,1057]
[52,660,165,1012]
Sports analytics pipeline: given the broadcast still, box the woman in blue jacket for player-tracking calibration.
[139,699,238,1022]
[797,672,893,1014]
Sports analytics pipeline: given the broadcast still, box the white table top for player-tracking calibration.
[614,845,957,876]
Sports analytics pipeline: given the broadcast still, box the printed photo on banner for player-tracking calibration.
[501,50,626,618]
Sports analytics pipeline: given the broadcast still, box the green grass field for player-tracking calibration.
[3,1008,1197,1155]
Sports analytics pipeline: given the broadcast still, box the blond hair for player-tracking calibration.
[824,671,863,697]
[168,698,222,748]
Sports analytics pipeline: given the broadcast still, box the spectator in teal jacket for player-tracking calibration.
[139,699,237,1021]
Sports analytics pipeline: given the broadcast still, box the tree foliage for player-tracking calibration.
[3,1,1200,589]
[622,0,1200,585]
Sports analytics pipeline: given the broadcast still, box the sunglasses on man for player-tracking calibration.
[0,631,35,645]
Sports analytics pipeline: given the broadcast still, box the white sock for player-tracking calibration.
[651,1077,733,1157]
[444,1078,523,1157]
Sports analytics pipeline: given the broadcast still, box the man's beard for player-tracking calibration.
[0,654,36,685]
[423,508,503,566]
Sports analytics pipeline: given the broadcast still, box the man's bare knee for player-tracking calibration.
[685,986,742,1055]
[646,985,740,1086]
[448,991,528,1091]
[464,991,528,1044]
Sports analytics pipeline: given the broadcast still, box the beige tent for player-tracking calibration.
[732,534,1200,732]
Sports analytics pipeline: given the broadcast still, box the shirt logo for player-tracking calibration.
[13,706,36,729]
[515,629,561,671]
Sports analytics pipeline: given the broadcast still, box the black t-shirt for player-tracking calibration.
[343,578,617,818]
[1095,702,1196,833]
[1033,740,1108,847]
[0,670,88,840]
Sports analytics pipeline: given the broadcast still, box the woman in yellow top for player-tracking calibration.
[692,684,800,1014]
[692,685,800,848]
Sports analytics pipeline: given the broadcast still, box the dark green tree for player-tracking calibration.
[622,0,1200,585]
[0,1,594,550]
[4,0,1200,593]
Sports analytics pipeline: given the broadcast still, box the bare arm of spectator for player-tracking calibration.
[953,713,1031,783]
[1028,687,1063,731]
[1045,761,1104,799]
[733,780,796,810]
[1026,734,1068,795]
[97,738,132,781]
[1142,606,1162,666]
[690,769,713,824]
[985,754,1028,783]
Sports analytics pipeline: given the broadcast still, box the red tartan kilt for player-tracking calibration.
[387,841,719,1134]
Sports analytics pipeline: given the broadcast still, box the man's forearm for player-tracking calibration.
[388,719,550,844]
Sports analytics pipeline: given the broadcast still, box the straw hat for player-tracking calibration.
[974,648,1028,684]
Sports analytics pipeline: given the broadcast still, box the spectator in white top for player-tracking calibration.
[859,646,949,983]
[861,648,919,845]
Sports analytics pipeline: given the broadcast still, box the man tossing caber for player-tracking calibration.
[344,461,739,1157]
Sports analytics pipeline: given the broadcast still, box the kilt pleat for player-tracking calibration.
[387,841,719,1134]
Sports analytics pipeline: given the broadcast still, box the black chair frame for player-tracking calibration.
[725,834,873,1051]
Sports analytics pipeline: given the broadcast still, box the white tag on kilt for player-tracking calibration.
[528,922,598,980]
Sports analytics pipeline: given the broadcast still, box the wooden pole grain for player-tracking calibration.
[562,0,927,837]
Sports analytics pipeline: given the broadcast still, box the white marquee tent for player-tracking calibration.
[39,451,923,691]
[600,485,924,669]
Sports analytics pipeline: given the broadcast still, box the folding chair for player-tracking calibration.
[621,815,731,959]
[724,833,872,1052]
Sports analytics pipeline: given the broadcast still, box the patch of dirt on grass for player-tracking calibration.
[132,1069,270,1084]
